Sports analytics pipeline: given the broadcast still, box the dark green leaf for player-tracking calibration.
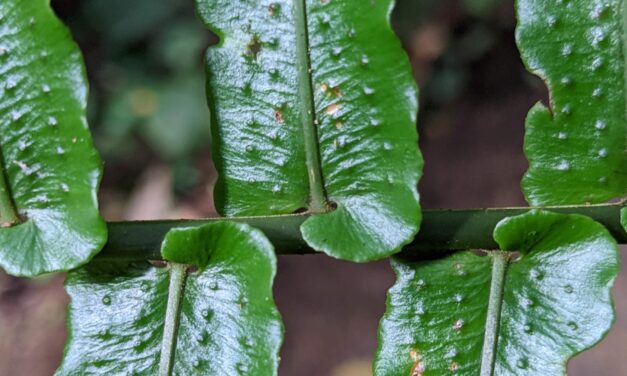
[58,222,282,375]
[516,0,627,205]
[197,0,422,262]
[375,210,618,375]
[0,0,106,276]
[621,207,626,231]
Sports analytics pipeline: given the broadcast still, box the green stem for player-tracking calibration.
[96,203,627,261]
[0,147,19,226]
[480,252,509,376]
[294,0,328,213]
[158,263,188,376]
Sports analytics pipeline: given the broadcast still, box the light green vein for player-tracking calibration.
[480,252,509,376]
[0,145,18,226]
[158,263,188,376]
[294,0,328,213]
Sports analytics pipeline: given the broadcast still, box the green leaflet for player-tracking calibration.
[375,210,618,376]
[622,207,627,231]
[517,0,627,205]
[197,0,422,262]
[0,0,106,276]
[57,222,282,376]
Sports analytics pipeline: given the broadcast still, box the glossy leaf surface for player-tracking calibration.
[58,222,282,375]
[197,0,422,261]
[0,0,106,276]
[517,0,627,205]
[375,210,618,375]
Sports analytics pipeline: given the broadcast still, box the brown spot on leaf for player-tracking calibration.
[325,103,341,116]
[246,35,262,59]
[449,362,459,372]
[320,83,342,97]
[335,121,343,129]
[268,3,280,16]
[409,349,425,376]
[274,110,284,124]
[410,349,419,362]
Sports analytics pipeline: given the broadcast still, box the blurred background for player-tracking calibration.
[1,0,625,375]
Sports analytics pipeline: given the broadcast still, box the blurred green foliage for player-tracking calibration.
[54,0,216,197]
[393,0,508,106]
